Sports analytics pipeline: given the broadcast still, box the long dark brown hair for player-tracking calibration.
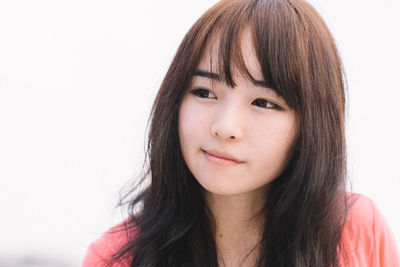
[108,0,353,266]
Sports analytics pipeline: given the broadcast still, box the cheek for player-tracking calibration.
[178,98,212,141]
[250,119,298,173]
[178,102,190,155]
[178,98,208,155]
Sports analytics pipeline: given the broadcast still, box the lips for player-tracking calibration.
[202,149,244,163]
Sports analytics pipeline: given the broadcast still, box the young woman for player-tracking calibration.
[83,0,400,266]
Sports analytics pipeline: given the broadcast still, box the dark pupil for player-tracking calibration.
[254,99,266,107]
[199,89,209,98]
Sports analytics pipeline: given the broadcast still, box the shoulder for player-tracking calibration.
[82,220,137,267]
[340,192,400,266]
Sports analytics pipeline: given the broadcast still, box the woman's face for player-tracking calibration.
[178,28,299,197]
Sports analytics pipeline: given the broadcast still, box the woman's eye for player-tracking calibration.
[190,88,216,99]
[189,89,281,110]
[252,98,282,110]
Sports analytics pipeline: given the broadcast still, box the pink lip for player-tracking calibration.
[202,149,243,166]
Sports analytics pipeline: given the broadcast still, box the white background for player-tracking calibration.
[0,0,399,266]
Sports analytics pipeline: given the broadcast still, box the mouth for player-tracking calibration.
[202,149,244,166]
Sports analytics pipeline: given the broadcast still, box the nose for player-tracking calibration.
[210,104,244,142]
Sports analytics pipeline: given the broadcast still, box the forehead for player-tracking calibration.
[196,27,265,82]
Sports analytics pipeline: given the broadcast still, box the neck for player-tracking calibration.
[204,186,268,266]
[206,188,267,229]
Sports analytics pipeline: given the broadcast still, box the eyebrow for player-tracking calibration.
[193,69,272,89]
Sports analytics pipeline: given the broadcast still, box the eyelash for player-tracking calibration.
[189,88,283,110]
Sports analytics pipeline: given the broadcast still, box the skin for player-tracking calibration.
[178,27,299,266]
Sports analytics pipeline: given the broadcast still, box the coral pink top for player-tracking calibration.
[82,194,400,266]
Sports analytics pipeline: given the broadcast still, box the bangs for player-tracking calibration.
[190,0,326,109]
